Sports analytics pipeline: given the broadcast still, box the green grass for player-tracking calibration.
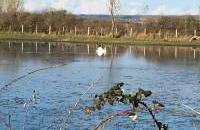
[0,32,200,46]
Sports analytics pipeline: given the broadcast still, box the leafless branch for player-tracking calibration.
[94,109,133,130]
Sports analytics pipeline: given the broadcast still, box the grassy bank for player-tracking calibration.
[0,32,200,46]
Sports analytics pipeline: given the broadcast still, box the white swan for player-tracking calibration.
[96,47,107,56]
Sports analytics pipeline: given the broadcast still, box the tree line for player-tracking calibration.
[0,0,200,37]
[143,16,200,36]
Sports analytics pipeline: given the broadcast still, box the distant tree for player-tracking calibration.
[108,0,120,38]
[198,5,200,28]
[0,0,3,12]
[143,5,149,15]
[0,0,24,13]
[42,10,77,33]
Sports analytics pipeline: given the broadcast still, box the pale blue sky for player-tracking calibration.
[24,0,200,15]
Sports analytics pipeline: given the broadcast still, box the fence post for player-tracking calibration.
[175,29,178,38]
[144,28,147,36]
[9,25,11,33]
[87,27,90,36]
[49,25,51,35]
[194,30,197,36]
[62,26,65,35]
[158,29,161,38]
[100,28,103,36]
[130,27,133,37]
[115,27,118,35]
[58,28,61,35]
[21,24,24,33]
[35,25,38,34]
[75,26,77,36]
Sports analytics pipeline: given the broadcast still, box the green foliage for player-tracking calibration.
[85,83,152,112]
[85,83,168,130]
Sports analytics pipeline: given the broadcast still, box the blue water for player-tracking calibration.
[0,42,200,130]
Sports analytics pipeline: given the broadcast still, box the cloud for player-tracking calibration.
[151,4,166,15]
[120,1,144,15]
[51,0,70,10]
[24,0,108,14]
[24,0,199,15]
[151,4,198,15]
[73,0,108,14]
[24,0,48,12]
[24,0,70,12]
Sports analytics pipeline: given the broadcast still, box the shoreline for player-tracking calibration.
[0,32,200,47]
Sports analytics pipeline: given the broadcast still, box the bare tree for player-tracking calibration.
[143,5,149,15]
[0,0,5,12]
[108,0,120,38]
[0,0,23,13]
[198,5,200,27]
[9,0,24,12]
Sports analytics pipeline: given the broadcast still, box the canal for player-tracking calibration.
[0,41,200,130]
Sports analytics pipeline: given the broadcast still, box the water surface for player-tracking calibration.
[0,41,200,130]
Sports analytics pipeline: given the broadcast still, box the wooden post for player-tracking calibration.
[87,27,90,36]
[130,28,133,37]
[158,29,161,38]
[22,24,24,33]
[175,29,178,38]
[75,26,77,36]
[62,26,65,35]
[144,28,147,36]
[35,25,38,34]
[100,28,103,36]
[115,27,118,35]
[194,30,197,36]
[58,28,61,35]
[49,25,51,35]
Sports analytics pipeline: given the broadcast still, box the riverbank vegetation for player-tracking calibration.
[0,0,200,45]
[0,11,200,40]
[1,32,200,46]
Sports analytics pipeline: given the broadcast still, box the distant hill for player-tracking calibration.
[78,14,199,21]
[78,15,142,20]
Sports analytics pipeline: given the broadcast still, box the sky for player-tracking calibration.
[24,0,200,15]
